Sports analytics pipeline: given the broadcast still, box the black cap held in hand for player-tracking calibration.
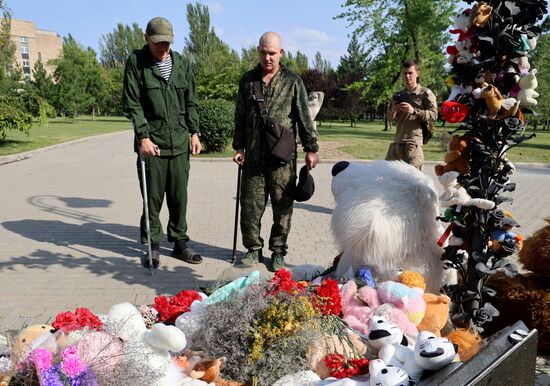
[295,165,315,202]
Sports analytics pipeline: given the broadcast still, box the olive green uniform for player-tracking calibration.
[386,84,437,169]
[233,64,319,256]
[123,45,199,245]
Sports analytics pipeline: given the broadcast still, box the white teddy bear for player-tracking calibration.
[438,171,495,210]
[106,302,187,386]
[517,69,539,108]
[369,359,409,386]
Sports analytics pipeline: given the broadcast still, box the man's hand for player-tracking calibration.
[399,102,415,114]
[233,149,245,166]
[305,151,319,169]
[139,138,160,158]
[191,133,202,155]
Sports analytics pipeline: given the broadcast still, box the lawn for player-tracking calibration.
[316,120,550,164]
[0,116,131,156]
[1,117,549,164]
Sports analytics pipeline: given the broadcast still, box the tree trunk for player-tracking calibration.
[92,107,96,121]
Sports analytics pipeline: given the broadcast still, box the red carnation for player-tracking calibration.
[52,311,79,331]
[266,268,304,296]
[311,278,342,316]
[152,290,201,324]
[75,307,103,331]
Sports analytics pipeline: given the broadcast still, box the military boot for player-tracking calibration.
[271,252,286,271]
[240,249,263,266]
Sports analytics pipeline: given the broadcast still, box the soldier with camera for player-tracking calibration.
[386,59,437,170]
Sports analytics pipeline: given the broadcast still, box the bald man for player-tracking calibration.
[232,31,319,271]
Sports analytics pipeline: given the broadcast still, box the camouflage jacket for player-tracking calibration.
[123,45,199,156]
[233,64,319,167]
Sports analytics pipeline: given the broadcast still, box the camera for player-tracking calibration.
[393,90,410,104]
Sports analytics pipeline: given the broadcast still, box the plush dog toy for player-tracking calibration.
[369,359,410,386]
[331,160,447,292]
[434,134,470,177]
[11,324,56,363]
[517,69,539,108]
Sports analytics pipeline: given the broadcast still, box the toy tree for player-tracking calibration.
[437,0,548,332]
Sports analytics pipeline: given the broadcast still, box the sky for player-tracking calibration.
[8,0,356,67]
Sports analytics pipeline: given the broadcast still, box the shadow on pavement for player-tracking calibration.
[294,202,333,215]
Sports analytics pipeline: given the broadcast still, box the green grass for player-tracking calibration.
[316,120,550,164]
[0,116,131,156]
[2,117,549,164]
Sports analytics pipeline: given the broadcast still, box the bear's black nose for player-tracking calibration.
[332,161,350,177]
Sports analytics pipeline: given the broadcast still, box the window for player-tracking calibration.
[20,36,29,54]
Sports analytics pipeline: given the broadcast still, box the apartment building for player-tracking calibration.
[9,19,62,79]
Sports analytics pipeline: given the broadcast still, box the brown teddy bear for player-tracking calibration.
[190,357,245,386]
[484,217,550,354]
[12,324,56,363]
[472,2,493,28]
[434,134,471,176]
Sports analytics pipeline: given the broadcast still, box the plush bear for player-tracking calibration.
[11,324,56,363]
[438,171,496,210]
[105,302,187,386]
[472,83,518,119]
[331,160,448,292]
[417,293,451,337]
[483,216,550,354]
[189,357,245,386]
[472,2,493,28]
[517,69,539,107]
[434,134,470,177]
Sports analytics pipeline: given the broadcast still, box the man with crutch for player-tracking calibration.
[123,17,203,269]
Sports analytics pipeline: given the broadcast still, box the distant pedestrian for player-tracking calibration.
[232,31,320,271]
[386,59,437,170]
[123,17,203,268]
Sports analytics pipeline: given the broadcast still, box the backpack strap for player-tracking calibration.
[252,81,269,117]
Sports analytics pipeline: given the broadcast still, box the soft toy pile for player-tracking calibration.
[436,0,547,333]
[0,268,483,386]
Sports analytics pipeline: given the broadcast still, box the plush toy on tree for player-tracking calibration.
[434,134,471,176]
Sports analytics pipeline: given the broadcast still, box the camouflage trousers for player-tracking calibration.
[240,160,297,256]
[385,142,424,170]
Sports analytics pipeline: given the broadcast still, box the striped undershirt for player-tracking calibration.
[156,54,172,81]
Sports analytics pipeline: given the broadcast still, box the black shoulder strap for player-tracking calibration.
[252,81,269,117]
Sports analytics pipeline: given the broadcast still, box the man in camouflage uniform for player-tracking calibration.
[123,17,203,268]
[386,59,438,170]
[233,31,319,271]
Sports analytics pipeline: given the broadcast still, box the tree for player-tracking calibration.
[337,0,456,107]
[337,34,368,81]
[99,22,144,69]
[29,60,54,101]
[530,17,549,127]
[313,51,333,74]
[184,2,240,99]
[0,0,16,92]
[52,35,108,121]
[281,50,309,74]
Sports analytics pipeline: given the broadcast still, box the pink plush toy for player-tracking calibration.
[340,281,419,337]
[377,281,427,326]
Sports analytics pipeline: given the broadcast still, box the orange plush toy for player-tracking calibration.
[434,134,471,176]
[190,357,246,386]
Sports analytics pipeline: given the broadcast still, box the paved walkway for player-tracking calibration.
[1,130,549,331]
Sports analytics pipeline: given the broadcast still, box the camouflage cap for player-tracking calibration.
[146,17,174,43]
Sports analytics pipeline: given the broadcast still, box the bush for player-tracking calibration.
[197,99,235,152]
[0,96,33,139]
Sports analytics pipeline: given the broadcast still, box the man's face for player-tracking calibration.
[146,36,171,61]
[258,39,283,73]
[402,66,420,88]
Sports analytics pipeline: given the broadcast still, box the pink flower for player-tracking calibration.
[32,348,53,372]
[61,345,78,361]
[61,356,87,377]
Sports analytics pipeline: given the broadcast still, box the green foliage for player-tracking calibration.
[281,50,309,74]
[530,27,549,121]
[29,60,55,102]
[0,95,33,138]
[52,35,108,119]
[102,67,124,115]
[0,2,16,93]
[197,99,235,152]
[184,3,240,100]
[313,51,333,74]
[99,22,144,69]
[337,34,369,81]
[337,0,457,105]
[20,92,56,123]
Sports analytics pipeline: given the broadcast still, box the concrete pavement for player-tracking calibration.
[1,130,549,331]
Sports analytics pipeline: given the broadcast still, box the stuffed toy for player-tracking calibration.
[417,293,451,337]
[448,39,478,64]
[446,84,473,102]
[434,134,470,177]
[472,83,517,119]
[445,328,482,362]
[273,370,321,385]
[472,2,493,28]
[11,324,56,363]
[519,217,550,276]
[189,357,245,386]
[377,281,426,326]
[517,69,539,107]
[378,331,457,384]
[483,216,550,353]
[105,302,187,386]
[331,160,448,292]
[339,280,418,338]
[441,101,469,123]
[369,359,409,386]
[438,171,496,210]
[449,8,472,41]
[489,210,524,254]
[0,335,11,386]
[366,316,411,355]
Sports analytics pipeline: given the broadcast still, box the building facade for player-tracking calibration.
[9,19,62,79]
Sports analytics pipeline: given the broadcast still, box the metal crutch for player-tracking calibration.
[230,164,243,264]
[140,154,154,276]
